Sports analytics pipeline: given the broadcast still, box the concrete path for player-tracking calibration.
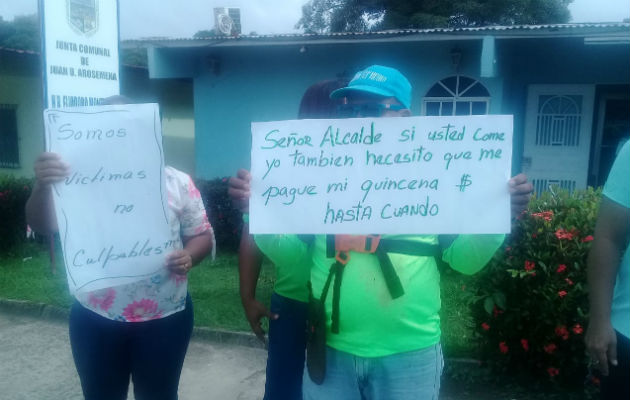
[0,303,526,400]
[0,310,267,400]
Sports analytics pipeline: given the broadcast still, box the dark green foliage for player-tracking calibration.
[297,0,573,33]
[195,177,242,252]
[120,47,147,67]
[0,14,40,52]
[471,187,601,390]
[0,175,33,252]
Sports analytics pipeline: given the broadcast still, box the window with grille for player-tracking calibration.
[535,95,582,147]
[0,104,19,168]
[422,75,490,116]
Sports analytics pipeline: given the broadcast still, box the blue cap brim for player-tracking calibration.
[330,85,409,109]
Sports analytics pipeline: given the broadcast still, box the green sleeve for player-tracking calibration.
[254,234,309,267]
[442,234,505,275]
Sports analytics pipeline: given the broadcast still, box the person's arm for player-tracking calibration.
[238,224,277,343]
[166,171,215,274]
[440,174,532,274]
[585,196,630,375]
[25,152,70,234]
[166,231,214,275]
[228,168,251,213]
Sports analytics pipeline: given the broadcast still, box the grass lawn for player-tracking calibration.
[0,242,476,357]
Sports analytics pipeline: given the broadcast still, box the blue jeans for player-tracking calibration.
[303,344,444,400]
[69,294,193,400]
[264,292,308,400]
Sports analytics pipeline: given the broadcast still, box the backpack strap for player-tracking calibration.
[320,235,442,334]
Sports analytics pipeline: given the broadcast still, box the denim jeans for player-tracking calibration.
[303,344,443,400]
[264,292,308,400]
[601,330,629,400]
[69,294,193,400]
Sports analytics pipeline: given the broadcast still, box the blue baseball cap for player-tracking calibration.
[330,65,412,109]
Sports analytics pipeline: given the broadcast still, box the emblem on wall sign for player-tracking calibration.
[67,0,99,36]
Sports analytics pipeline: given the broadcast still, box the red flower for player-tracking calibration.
[493,306,504,318]
[556,264,567,273]
[524,260,536,271]
[582,235,594,242]
[572,324,583,335]
[558,290,568,298]
[499,341,509,354]
[555,325,570,340]
[481,322,490,331]
[531,233,538,238]
[555,228,575,240]
[520,339,529,351]
[565,278,574,286]
[531,211,554,221]
[547,367,560,377]
[544,343,557,354]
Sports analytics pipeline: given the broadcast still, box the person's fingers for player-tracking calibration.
[228,176,249,191]
[608,336,618,367]
[237,168,252,182]
[508,173,527,187]
[595,348,610,376]
[227,186,249,200]
[250,320,266,344]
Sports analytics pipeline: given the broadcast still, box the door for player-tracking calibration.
[522,85,595,195]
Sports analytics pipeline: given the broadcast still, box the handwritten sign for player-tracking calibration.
[43,104,171,294]
[250,115,513,234]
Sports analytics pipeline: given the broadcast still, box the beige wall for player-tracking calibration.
[0,52,195,178]
[0,54,44,178]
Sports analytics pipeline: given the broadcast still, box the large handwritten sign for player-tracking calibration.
[250,115,513,234]
[40,0,120,108]
[43,104,171,294]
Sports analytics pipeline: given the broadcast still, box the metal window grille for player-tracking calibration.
[535,95,582,147]
[0,104,20,168]
[422,75,491,116]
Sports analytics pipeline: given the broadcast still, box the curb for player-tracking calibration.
[0,298,265,349]
[0,299,479,363]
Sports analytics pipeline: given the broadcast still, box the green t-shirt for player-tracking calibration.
[254,234,311,302]
[256,233,504,357]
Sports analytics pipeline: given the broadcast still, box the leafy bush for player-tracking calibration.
[471,187,601,387]
[195,177,242,252]
[0,174,33,252]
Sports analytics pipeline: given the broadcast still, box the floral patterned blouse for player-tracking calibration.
[75,166,213,322]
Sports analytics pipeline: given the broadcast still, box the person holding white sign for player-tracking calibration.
[233,65,533,399]
[25,98,214,400]
[234,78,348,400]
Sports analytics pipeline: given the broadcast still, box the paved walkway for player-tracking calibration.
[0,310,267,400]
[0,303,525,400]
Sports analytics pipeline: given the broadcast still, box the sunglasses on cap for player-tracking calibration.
[336,103,407,118]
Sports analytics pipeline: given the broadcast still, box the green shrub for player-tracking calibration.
[195,177,242,252]
[471,187,601,387]
[0,174,33,252]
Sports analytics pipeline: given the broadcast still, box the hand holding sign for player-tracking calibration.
[43,103,171,294]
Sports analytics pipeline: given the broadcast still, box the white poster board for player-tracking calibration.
[250,115,513,234]
[43,104,171,294]
[40,0,120,108]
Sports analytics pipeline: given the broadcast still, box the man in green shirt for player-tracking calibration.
[236,65,533,399]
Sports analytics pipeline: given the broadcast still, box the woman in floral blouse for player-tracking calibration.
[26,107,214,399]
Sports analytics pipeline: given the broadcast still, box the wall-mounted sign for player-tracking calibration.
[40,0,120,108]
